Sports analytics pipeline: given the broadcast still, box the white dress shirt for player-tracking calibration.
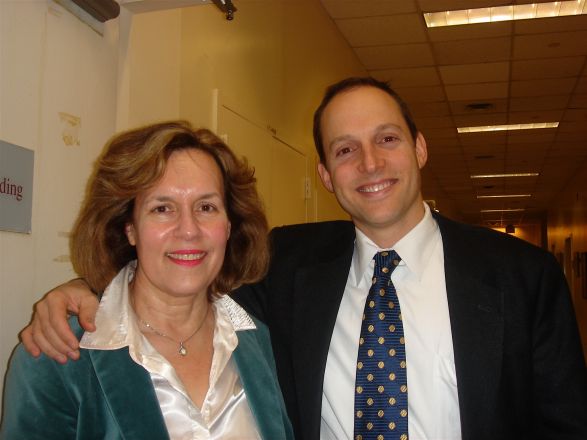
[320,203,462,440]
[80,261,261,440]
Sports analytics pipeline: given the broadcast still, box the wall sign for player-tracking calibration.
[0,140,34,233]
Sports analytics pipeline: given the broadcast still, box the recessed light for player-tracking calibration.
[471,173,539,178]
[458,122,559,133]
[424,1,587,28]
[477,194,531,198]
[481,208,526,213]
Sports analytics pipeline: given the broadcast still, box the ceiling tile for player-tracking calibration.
[514,15,587,34]
[395,85,446,103]
[433,37,511,65]
[410,101,452,117]
[449,99,508,115]
[416,0,514,12]
[439,62,509,84]
[356,44,434,69]
[425,138,461,148]
[453,112,508,127]
[336,14,427,46]
[508,110,564,124]
[514,31,587,59]
[510,78,576,97]
[428,21,512,42]
[557,121,587,132]
[370,66,441,87]
[445,82,508,100]
[459,132,507,146]
[574,76,587,94]
[507,131,557,143]
[509,95,570,111]
[512,57,585,80]
[421,127,458,138]
[563,109,587,121]
[569,94,587,108]
[320,0,418,19]
[417,115,455,128]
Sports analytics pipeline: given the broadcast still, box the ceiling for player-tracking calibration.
[319,0,587,227]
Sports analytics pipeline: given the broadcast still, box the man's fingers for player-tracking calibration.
[30,315,68,364]
[34,296,79,356]
[19,325,41,358]
[77,295,99,333]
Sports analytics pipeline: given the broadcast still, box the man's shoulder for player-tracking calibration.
[270,220,355,243]
[434,212,552,262]
[268,220,355,260]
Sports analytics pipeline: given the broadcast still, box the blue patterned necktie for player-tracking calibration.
[354,250,408,440]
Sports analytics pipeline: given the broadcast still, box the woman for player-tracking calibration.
[0,121,293,439]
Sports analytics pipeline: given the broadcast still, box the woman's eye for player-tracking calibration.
[152,205,169,213]
[200,203,217,213]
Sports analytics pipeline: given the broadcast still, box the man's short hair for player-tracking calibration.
[313,76,419,163]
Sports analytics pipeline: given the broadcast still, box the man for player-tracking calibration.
[20,77,587,439]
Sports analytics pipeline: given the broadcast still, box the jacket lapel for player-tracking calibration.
[292,236,355,439]
[436,214,505,439]
[89,348,170,440]
[233,329,293,439]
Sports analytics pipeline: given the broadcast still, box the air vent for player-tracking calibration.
[465,102,494,112]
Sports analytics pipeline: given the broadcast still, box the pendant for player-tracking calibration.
[179,342,187,356]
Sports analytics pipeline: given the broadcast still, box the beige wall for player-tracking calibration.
[0,0,363,411]
[0,1,119,409]
[547,163,587,361]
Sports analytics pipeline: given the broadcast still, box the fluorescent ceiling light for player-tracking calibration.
[477,194,531,198]
[424,0,587,27]
[471,173,539,178]
[457,122,559,133]
[481,208,526,213]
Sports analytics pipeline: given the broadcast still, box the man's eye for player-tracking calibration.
[336,146,352,157]
[382,135,398,143]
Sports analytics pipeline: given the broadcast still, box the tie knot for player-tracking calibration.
[374,250,401,278]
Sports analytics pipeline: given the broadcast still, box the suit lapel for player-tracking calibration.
[89,348,169,440]
[292,237,355,439]
[436,215,505,439]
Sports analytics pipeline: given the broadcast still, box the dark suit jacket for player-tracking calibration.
[232,213,587,440]
[0,317,293,439]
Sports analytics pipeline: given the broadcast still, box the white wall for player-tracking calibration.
[0,0,119,410]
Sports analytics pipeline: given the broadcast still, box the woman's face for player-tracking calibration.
[125,149,231,301]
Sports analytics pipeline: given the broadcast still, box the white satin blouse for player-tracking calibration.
[80,262,261,440]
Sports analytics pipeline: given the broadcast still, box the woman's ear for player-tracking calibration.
[125,223,137,246]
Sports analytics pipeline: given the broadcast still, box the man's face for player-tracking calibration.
[317,86,428,247]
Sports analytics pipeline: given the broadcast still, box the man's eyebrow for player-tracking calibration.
[327,134,355,150]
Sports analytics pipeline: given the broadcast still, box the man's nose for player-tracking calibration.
[359,144,383,173]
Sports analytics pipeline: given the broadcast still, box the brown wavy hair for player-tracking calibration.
[70,120,269,295]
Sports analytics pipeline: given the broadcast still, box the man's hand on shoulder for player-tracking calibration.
[20,278,99,364]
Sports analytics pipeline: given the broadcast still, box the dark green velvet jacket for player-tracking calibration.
[0,317,293,439]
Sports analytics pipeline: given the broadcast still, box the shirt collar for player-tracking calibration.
[80,261,256,352]
[352,202,440,283]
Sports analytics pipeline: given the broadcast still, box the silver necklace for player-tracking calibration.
[139,306,210,357]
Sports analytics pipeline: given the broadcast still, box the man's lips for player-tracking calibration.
[357,179,396,193]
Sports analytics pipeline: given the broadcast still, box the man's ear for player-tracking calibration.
[415,132,428,170]
[317,162,334,193]
[125,223,137,246]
